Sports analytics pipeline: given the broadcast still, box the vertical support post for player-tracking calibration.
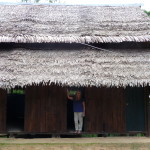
[0,89,7,132]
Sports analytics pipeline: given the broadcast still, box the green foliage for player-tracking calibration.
[12,89,25,94]
[0,135,7,138]
[68,90,77,96]
[81,134,98,137]
[49,0,58,2]
[34,0,40,3]
[136,133,144,137]
[108,133,119,137]
[144,10,150,17]
[21,0,29,2]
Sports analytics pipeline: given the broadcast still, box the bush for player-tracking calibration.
[81,134,98,137]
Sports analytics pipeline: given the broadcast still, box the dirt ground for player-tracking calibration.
[0,137,150,150]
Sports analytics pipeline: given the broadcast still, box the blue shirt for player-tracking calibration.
[73,98,84,112]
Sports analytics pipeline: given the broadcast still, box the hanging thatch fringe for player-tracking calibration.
[0,35,150,43]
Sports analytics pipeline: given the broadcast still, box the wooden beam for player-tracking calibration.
[0,89,7,132]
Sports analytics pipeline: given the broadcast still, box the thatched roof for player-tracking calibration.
[0,4,150,43]
[0,45,150,88]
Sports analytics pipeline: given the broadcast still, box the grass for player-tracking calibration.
[0,142,149,146]
[0,142,150,150]
[0,136,149,150]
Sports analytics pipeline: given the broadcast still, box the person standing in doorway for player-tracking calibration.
[67,90,85,134]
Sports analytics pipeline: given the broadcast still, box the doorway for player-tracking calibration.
[125,87,145,131]
[7,90,25,132]
[67,87,85,132]
[67,99,74,131]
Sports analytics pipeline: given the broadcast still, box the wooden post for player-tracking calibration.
[0,89,7,132]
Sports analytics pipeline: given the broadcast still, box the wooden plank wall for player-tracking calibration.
[85,87,125,133]
[24,85,147,133]
[0,88,7,132]
[25,84,67,133]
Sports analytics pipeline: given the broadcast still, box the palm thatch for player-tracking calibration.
[0,5,150,43]
[0,45,150,88]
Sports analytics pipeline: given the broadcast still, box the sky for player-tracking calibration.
[0,0,149,10]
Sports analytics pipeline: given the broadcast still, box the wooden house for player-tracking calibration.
[0,4,150,136]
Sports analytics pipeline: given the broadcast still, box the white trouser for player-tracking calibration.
[74,112,83,131]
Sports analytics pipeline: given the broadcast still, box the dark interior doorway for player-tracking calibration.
[7,93,25,132]
[67,87,85,132]
[67,100,74,131]
[125,87,145,131]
